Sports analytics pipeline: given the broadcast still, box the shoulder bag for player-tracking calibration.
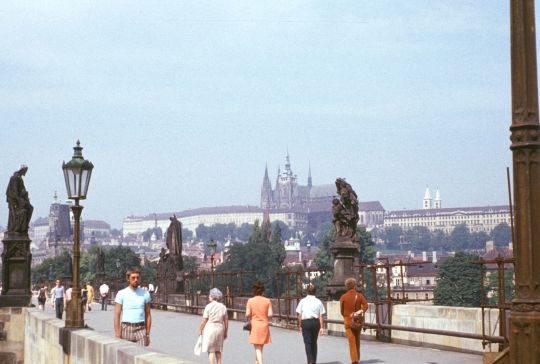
[349,293,364,330]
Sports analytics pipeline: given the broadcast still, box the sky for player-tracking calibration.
[0,1,517,229]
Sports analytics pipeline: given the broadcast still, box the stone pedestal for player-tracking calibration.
[0,233,32,307]
[326,238,359,299]
[95,273,105,287]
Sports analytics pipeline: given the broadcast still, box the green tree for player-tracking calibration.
[469,231,490,250]
[491,222,512,247]
[485,266,515,305]
[433,252,482,307]
[450,224,471,250]
[406,226,433,252]
[218,220,285,296]
[31,249,71,285]
[234,223,254,242]
[383,225,404,249]
[432,229,451,251]
[270,223,286,266]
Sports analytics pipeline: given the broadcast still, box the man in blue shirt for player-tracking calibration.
[50,280,66,319]
[114,267,152,346]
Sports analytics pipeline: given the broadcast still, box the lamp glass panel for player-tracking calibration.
[63,168,72,198]
[82,168,92,198]
[80,169,89,198]
[72,169,81,198]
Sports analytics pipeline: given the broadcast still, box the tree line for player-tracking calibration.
[375,222,512,252]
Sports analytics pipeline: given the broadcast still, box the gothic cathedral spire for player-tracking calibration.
[260,163,274,209]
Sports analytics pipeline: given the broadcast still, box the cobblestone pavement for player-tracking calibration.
[38,298,483,364]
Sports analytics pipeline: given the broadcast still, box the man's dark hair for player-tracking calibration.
[252,281,265,296]
[125,267,141,281]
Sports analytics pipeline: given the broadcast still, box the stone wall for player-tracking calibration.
[24,308,196,364]
[326,301,502,354]
[0,307,25,364]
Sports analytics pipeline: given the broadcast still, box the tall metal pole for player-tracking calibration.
[65,201,84,328]
[509,1,540,362]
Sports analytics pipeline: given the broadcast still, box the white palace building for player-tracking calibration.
[383,187,511,234]
[122,206,304,238]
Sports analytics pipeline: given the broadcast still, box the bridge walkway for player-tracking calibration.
[39,301,482,364]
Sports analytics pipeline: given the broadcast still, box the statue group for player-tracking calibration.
[332,177,359,244]
[156,215,184,294]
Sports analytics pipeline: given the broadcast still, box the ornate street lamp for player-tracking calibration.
[62,140,93,328]
[208,239,217,287]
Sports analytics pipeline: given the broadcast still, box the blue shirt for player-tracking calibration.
[51,286,65,301]
[115,286,151,323]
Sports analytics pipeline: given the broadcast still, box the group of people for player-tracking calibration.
[42,280,111,319]
[43,267,368,364]
[196,277,368,364]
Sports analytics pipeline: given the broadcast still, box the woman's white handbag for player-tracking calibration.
[194,335,202,356]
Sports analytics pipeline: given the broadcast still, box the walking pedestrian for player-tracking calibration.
[50,280,66,320]
[339,278,368,364]
[37,284,47,310]
[296,284,325,364]
[81,285,88,312]
[99,282,109,311]
[114,267,152,346]
[86,282,94,311]
[198,288,228,364]
[246,281,272,364]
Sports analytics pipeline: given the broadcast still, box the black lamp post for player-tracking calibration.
[208,239,217,287]
[62,140,93,328]
[116,258,121,292]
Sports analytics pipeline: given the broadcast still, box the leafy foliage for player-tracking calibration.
[217,220,286,296]
[32,245,155,290]
[433,251,482,307]
[491,222,512,247]
[485,266,515,305]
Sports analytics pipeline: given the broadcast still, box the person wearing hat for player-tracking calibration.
[246,281,273,364]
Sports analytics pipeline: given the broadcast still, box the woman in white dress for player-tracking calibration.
[198,288,228,364]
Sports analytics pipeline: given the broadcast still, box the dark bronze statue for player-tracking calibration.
[332,178,359,243]
[166,215,183,271]
[96,247,105,274]
[5,165,33,234]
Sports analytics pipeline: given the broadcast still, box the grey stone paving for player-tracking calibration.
[37,298,483,364]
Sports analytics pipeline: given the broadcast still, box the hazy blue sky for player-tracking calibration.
[1,1,516,229]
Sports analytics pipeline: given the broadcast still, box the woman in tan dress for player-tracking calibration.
[246,281,273,364]
[199,288,228,364]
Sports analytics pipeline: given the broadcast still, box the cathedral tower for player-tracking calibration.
[434,188,442,209]
[423,187,432,209]
[260,164,274,209]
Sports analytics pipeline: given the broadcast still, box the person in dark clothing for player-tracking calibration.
[296,284,326,364]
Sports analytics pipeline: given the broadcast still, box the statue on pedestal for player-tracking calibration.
[333,178,359,243]
[6,165,33,235]
[96,247,105,274]
[326,178,360,299]
[166,215,183,271]
[0,165,33,306]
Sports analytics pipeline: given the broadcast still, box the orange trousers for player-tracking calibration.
[344,323,361,363]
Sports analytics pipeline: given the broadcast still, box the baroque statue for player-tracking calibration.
[96,246,105,274]
[332,178,359,243]
[5,165,34,235]
[166,214,183,271]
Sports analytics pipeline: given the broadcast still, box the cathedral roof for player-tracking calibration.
[309,184,335,199]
